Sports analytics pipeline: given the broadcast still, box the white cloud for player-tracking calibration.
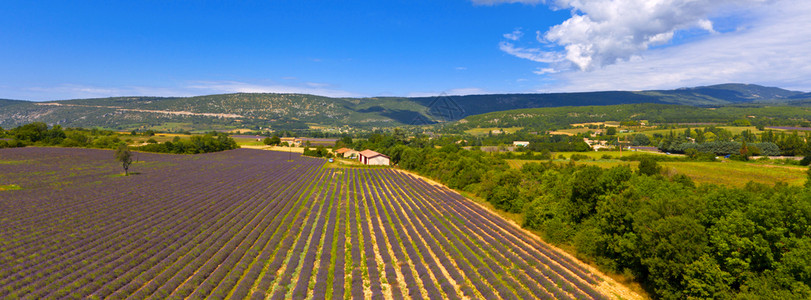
[546,0,768,70]
[533,68,558,75]
[696,19,717,34]
[546,0,811,92]
[499,41,561,63]
[503,28,524,41]
[500,0,768,71]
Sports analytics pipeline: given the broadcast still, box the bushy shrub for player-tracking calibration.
[637,158,661,176]
[136,132,237,154]
[668,141,780,156]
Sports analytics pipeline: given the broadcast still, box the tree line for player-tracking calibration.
[0,122,238,154]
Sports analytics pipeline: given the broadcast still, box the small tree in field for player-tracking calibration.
[637,158,660,176]
[115,144,133,175]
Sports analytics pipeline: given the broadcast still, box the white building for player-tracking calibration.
[358,149,390,166]
[513,141,530,147]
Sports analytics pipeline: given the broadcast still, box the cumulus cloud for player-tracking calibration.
[545,0,811,92]
[500,0,768,71]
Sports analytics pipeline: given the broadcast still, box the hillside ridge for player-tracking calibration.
[0,83,804,130]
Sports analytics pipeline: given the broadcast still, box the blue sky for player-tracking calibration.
[1,0,809,101]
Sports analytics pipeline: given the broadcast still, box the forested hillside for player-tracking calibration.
[450,103,811,132]
[0,84,804,130]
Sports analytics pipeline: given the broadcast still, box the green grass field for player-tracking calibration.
[464,126,523,136]
[232,137,266,146]
[508,154,807,187]
[550,151,662,160]
[617,126,766,137]
[553,125,769,139]
[549,128,591,135]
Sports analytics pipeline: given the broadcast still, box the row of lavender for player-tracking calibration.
[340,168,609,299]
[0,148,331,299]
[1,147,609,299]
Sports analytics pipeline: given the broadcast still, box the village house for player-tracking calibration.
[583,138,610,151]
[335,148,359,159]
[280,137,300,147]
[358,149,390,166]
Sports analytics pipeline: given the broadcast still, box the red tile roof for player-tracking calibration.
[358,149,389,159]
[335,147,354,154]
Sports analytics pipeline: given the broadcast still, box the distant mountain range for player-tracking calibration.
[0,83,806,130]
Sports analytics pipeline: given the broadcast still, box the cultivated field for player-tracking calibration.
[463,127,524,136]
[508,156,807,187]
[0,148,618,299]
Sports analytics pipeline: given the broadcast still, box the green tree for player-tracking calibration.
[606,127,617,136]
[568,166,604,222]
[637,158,661,176]
[43,125,66,145]
[739,140,750,160]
[12,122,48,142]
[265,135,281,146]
[115,144,133,176]
[632,133,651,146]
[732,119,752,126]
[682,255,733,299]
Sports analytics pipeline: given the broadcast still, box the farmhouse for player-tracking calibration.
[584,138,610,151]
[358,149,390,166]
[280,137,300,147]
[335,147,359,158]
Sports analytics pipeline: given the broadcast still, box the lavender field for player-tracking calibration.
[0,147,612,299]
